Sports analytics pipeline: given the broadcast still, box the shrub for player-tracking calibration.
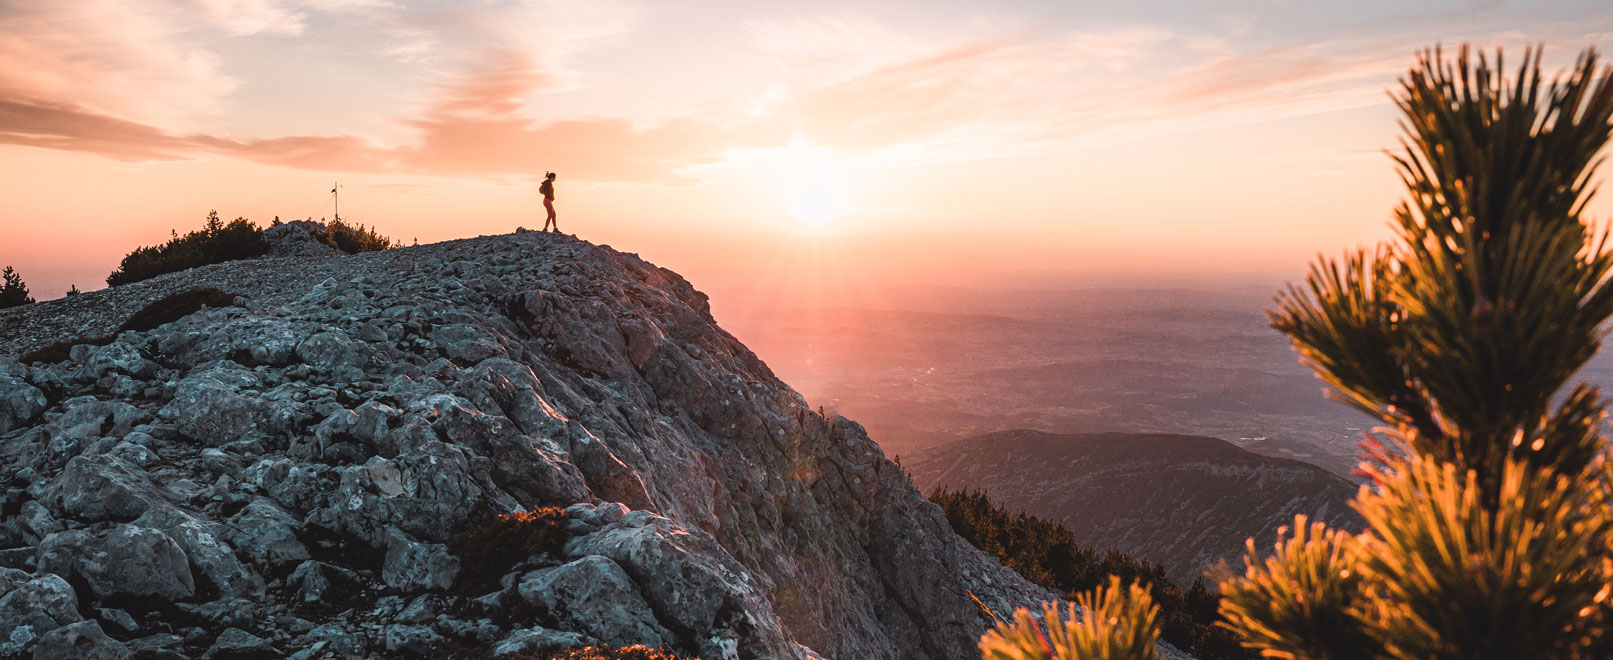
[20,336,113,364]
[980,577,1160,660]
[65,284,80,297]
[0,266,34,308]
[107,211,268,286]
[17,287,242,365]
[318,216,397,253]
[447,507,570,594]
[119,288,240,333]
[933,487,1253,659]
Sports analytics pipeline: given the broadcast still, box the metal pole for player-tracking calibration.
[333,182,339,221]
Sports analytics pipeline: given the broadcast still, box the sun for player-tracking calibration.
[726,139,851,227]
[789,180,843,226]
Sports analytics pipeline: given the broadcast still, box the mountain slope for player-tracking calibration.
[0,231,1056,660]
[905,430,1362,585]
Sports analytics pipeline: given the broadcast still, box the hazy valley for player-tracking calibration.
[720,284,1613,479]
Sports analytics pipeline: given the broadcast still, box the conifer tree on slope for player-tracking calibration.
[0,266,33,308]
[977,45,1613,660]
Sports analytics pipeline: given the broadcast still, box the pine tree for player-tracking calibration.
[980,577,1162,660]
[974,44,1613,660]
[0,266,34,308]
[1217,45,1613,659]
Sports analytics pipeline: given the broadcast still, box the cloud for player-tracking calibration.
[0,1,239,124]
[0,0,726,182]
[184,0,309,36]
[0,98,198,160]
[7,3,1611,185]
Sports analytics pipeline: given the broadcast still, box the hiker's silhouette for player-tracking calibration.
[540,172,558,232]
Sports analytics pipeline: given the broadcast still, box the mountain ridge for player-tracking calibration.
[0,231,1105,660]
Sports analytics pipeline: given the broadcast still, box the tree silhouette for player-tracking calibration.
[0,266,34,308]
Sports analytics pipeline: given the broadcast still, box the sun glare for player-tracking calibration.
[726,139,852,227]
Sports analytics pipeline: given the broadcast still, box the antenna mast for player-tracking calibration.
[332,182,341,221]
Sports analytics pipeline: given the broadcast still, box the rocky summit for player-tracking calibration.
[0,231,1055,660]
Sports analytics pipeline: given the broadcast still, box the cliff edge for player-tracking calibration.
[0,232,1051,660]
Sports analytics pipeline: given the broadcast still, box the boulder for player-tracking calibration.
[0,374,47,434]
[159,369,262,445]
[381,529,459,592]
[493,627,592,656]
[264,221,344,258]
[37,525,195,601]
[223,498,309,571]
[0,573,82,656]
[30,620,132,660]
[77,342,157,381]
[382,624,441,657]
[568,513,803,660]
[201,627,280,660]
[134,507,265,600]
[39,455,165,522]
[517,554,672,648]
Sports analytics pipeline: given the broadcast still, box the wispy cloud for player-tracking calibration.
[0,1,239,123]
[3,2,1611,184]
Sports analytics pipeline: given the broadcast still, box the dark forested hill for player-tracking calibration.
[906,429,1362,584]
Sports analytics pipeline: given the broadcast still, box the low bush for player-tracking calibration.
[107,211,267,286]
[20,336,113,364]
[120,288,240,332]
[318,217,397,253]
[18,288,243,364]
[930,487,1252,659]
[447,507,570,594]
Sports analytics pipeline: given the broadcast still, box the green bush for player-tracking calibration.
[1,266,34,308]
[933,488,1252,659]
[106,211,267,286]
[447,507,570,594]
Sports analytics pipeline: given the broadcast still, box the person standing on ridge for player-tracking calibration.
[540,172,559,232]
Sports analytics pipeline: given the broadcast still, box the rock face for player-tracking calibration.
[907,430,1363,585]
[0,232,1051,659]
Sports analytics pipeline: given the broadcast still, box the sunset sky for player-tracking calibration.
[3,0,1613,302]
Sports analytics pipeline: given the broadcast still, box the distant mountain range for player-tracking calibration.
[905,430,1362,585]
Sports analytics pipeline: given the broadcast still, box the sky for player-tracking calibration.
[2,0,1613,302]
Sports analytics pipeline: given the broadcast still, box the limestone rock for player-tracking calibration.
[0,232,1067,660]
[0,573,82,656]
[381,529,459,592]
[38,455,165,522]
[133,507,265,600]
[30,620,132,660]
[0,373,47,434]
[201,627,280,660]
[159,367,262,445]
[517,554,672,648]
[37,525,195,601]
[223,498,309,571]
[493,627,592,656]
